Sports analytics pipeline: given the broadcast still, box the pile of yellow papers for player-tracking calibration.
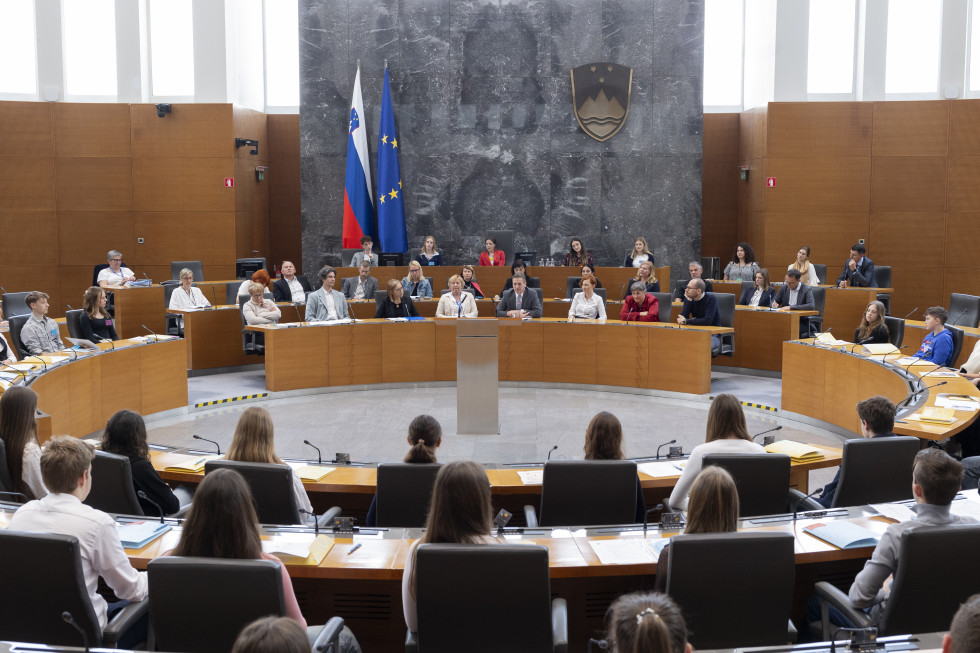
[910,407,956,424]
[158,452,219,472]
[764,440,825,463]
[294,465,335,482]
[862,343,899,355]
[262,534,334,565]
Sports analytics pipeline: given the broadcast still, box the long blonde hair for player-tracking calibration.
[226,407,283,465]
[407,260,426,280]
[633,260,658,284]
[685,466,739,534]
[790,245,813,277]
[705,394,751,443]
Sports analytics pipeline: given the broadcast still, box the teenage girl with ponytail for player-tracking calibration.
[604,592,691,653]
[365,415,443,526]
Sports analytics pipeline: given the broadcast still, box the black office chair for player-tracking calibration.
[0,439,14,493]
[702,454,819,517]
[525,460,638,527]
[815,524,980,638]
[486,229,515,265]
[875,266,892,314]
[530,287,544,306]
[883,315,904,349]
[710,292,735,357]
[84,450,144,516]
[564,277,581,299]
[162,281,182,336]
[224,281,243,305]
[8,314,30,359]
[0,530,148,647]
[65,309,85,340]
[148,557,285,653]
[666,532,795,649]
[239,297,266,356]
[407,543,568,653]
[739,280,754,301]
[375,463,442,527]
[170,260,204,282]
[1,292,31,320]
[948,325,965,367]
[805,286,827,337]
[652,291,673,322]
[829,437,919,508]
[375,289,388,308]
[949,293,980,328]
[673,279,690,301]
[440,287,476,297]
[813,263,827,285]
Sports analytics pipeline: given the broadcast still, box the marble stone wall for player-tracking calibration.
[299,0,703,278]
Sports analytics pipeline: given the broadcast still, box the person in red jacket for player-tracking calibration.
[620,283,659,322]
[478,237,505,266]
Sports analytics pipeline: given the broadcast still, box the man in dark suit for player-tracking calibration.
[495,275,542,318]
[677,278,721,353]
[272,260,314,302]
[772,269,816,336]
[340,260,379,300]
[836,243,876,288]
[672,261,714,300]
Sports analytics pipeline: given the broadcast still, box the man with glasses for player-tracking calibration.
[677,278,721,354]
[97,250,136,289]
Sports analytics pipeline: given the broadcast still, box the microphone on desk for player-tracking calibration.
[192,434,221,455]
[293,303,304,324]
[902,352,937,375]
[902,306,919,321]
[304,440,323,465]
[950,307,969,328]
[208,283,218,308]
[896,380,948,411]
[143,272,151,282]
[792,487,825,524]
[67,304,74,311]
[656,439,677,460]
[141,324,161,342]
[752,425,782,446]
[0,490,29,503]
[626,306,634,325]
[62,611,91,653]
[95,335,115,350]
[0,285,6,294]
[546,445,558,461]
[137,490,166,524]
[643,504,665,535]
[299,508,320,536]
[25,356,47,372]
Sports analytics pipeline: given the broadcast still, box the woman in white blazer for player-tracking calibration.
[436,275,478,317]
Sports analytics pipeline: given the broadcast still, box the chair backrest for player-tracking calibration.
[652,291,672,323]
[486,230,514,264]
[148,557,286,653]
[884,316,904,348]
[375,463,442,527]
[440,287,476,297]
[2,292,32,320]
[666,532,795,649]
[83,450,144,516]
[875,265,892,289]
[92,263,110,287]
[949,293,980,328]
[701,454,790,517]
[740,281,754,298]
[948,325,965,367]
[65,309,85,340]
[375,289,388,307]
[0,530,104,646]
[571,287,607,302]
[0,439,12,492]
[171,260,203,282]
[8,314,30,359]
[813,263,827,284]
[832,437,919,508]
[204,460,301,524]
[710,292,735,328]
[700,256,720,280]
[565,276,581,298]
[415,543,554,652]
[539,460,637,526]
[880,524,980,635]
[811,286,827,316]
[226,281,246,305]
[341,248,362,266]
[162,281,180,308]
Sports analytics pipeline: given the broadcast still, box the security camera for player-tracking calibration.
[155,103,172,118]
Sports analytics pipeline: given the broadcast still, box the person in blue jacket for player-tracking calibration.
[914,306,955,367]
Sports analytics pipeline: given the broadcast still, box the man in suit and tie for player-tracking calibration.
[272,260,314,303]
[496,275,542,318]
[772,268,816,337]
[836,243,876,288]
[341,260,379,300]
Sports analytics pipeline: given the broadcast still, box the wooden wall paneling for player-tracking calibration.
[201,265,237,281]
[596,324,647,387]
[737,158,766,217]
[58,211,135,267]
[140,340,189,415]
[542,322,597,385]
[130,104,233,159]
[703,114,739,161]
[943,212,980,268]
[433,320,458,381]
[32,364,72,436]
[946,157,980,212]
[267,115,302,270]
[381,322,435,383]
[888,266,945,323]
[0,157,56,211]
[763,212,870,270]
[499,321,544,382]
[767,102,873,158]
[2,265,64,318]
[131,211,236,266]
[0,102,53,157]
[763,157,871,214]
[948,101,980,157]
[68,354,104,436]
[872,101,949,156]
[943,268,980,306]
[744,211,766,264]
[264,327,328,391]
[53,103,132,157]
[55,157,133,212]
[132,158,236,212]
[702,159,739,213]
[869,156,946,212]
[701,208,738,263]
[738,106,768,160]
[233,107,269,162]
[0,212,58,267]
[328,322,384,386]
[869,212,945,264]
[59,265,106,313]
[648,328,711,394]
[99,346,143,417]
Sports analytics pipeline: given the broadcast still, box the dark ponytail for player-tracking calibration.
[606,592,687,653]
[403,415,442,464]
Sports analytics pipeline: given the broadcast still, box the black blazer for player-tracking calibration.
[500,276,541,294]
[738,286,776,307]
[772,283,815,311]
[854,323,890,345]
[375,296,420,318]
[273,276,314,302]
[836,258,876,287]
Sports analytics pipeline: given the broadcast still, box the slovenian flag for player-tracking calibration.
[342,67,374,248]
[376,66,408,253]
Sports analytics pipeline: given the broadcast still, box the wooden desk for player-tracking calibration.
[110,286,165,338]
[169,304,303,370]
[905,319,980,370]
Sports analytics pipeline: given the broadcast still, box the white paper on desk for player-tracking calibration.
[6,364,35,371]
[871,503,915,522]
[921,371,960,378]
[386,317,409,322]
[517,470,543,485]
[950,498,980,520]
[637,461,684,478]
[262,533,316,558]
[895,357,926,366]
[44,355,69,364]
[961,489,980,504]
[588,539,658,565]
[934,397,980,412]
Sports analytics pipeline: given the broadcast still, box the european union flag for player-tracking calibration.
[376,67,407,253]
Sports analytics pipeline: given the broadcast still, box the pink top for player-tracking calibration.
[261,551,307,627]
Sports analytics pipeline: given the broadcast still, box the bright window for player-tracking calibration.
[885,0,941,94]
[149,0,194,97]
[969,2,980,91]
[265,0,299,107]
[703,0,744,107]
[807,0,856,94]
[63,0,117,97]
[0,0,37,95]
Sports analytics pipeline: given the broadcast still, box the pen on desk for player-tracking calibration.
[347,543,363,556]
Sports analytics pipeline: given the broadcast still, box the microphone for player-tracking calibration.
[626,303,634,324]
[141,324,161,342]
[94,335,115,350]
[208,283,218,308]
[0,490,29,503]
[546,445,558,461]
[67,304,74,310]
[902,306,919,320]
[656,439,677,460]
[643,504,665,535]
[299,508,320,536]
[137,490,165,523]
[752,425,782,445]
[62,611,91,652]
[793,487,824,523]
[588,638,608,653]
[25,356,47,371]
[896,380,948,410]
[293,303,303,323]
[0,285,6,294]
[304,439,323,465]
[619,277,630,301]
[493,508,513,534]
[192,434,221,455]
[949,307,969,327]
[143,272,150,282]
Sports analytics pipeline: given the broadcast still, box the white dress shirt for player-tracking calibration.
[285,277,306,303]
[168,286,211,310]
[97,267,135,287]
[788,287,800,306]
[9,493,148,628]
[22,441,47,498]
[568,292,607,319]
[749,288,763,307]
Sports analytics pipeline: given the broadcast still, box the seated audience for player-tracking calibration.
[500,258,540,294]
[365,415,442,526]
[225,406,313,517]
[624,236,654,268]
[561,237,593,268]
[460,265,485,298]
[0,385,45,500]
[789,245,820,286]
[273,260,313,303]
[168,267,211,310]
[622,261,659,298]
[479,237,505,267]
[9,436,147,646]
[21,291,65,355]
[583,411,645,523]
[912,306,954,367]
[836,243,876,288]
[568,274,606,321]
[243,282,282,325]
[436,275,478,317]
[402,260,433,299]
[668,394,765,510]
[97,250,136,289]
[80,286,118,343]
[654,466,739,592]
[350,236,378,267]
[232,616,312,653]
[672,262,713,300]
[677,279,721,353]
[738,268,776,307]
[854,300,890,345]
[723,242,760,282]
[237,269,273,304]
[375,279,420,318]
[402,461,496,634]
[306,266,350,321]
[604,592,692,653]
[495,275,542,318]
[415,235,443,267]
[944,593,980,653]
[621,282,659,322]
[101,409,187,516]
[341,260,379,300]
[576,264,603,289]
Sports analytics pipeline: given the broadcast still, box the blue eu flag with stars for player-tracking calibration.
[376,67,408,253]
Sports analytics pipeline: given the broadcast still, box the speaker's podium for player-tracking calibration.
[456,319,498,435]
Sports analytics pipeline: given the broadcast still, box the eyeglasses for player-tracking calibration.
[109,258,122,262]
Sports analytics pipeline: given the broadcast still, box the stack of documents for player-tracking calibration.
[637,461,685,478]
[588,538,664,565]
[905,407,956,424]
[803,521,880,549]
[157,452,219,473]
[862,343,899,355]
[262,533,334,565]
[118,521,172,549]
[517,470,543,485]
[287,463,335,482]
[764,440,825,462]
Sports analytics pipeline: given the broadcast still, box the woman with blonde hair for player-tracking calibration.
[80,286,118,342]
[604,592,691,653]
[436,274,478,317]
[854,300,889,345]
[402,260,433,298]
[789,245,820,286]
[583,411,646,523]
[460,265,485,299]
[624,236,655,268]
[375,278,420,318]
[415,235,443,267]
[622,260,660,298]
[237,269,274,303]
[225,406,312,516]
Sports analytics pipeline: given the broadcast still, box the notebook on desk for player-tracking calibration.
[764,440,825,462]
[803,521,880,549]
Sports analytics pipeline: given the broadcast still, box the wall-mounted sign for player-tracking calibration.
[571,62,633,142]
